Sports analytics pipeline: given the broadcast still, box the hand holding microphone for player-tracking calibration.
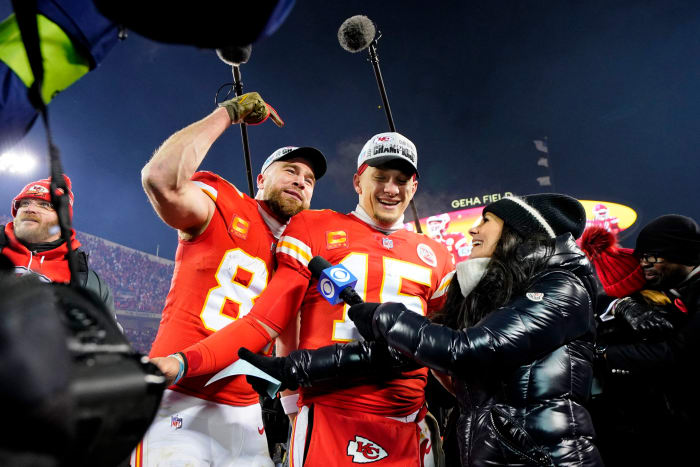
[347,302,382,342]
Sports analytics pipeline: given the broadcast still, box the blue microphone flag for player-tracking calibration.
[316,263,358,305]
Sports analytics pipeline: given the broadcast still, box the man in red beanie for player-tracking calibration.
[590,214,699,466]
[0,174,113,308]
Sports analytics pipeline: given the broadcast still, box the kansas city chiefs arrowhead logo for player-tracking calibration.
[347,435,388,463]
[27,184,49,195]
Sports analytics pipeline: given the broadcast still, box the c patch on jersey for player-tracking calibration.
[326,230,348,250]
[416,243,437,267]
[347,435,388,463]
[229,215,250,239]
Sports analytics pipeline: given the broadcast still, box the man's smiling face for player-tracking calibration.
[353,165,417,227]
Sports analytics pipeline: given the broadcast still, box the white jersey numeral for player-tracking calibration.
[200,249,269,331]
[332,253,431,342]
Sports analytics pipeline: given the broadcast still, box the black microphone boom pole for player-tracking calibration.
[216,45,255,197]
[338,16,423,233]
[367,40,424,233]
[232,65,255,197]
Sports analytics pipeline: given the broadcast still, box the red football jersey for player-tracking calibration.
[273,210,454,417]
[149,171,283,406]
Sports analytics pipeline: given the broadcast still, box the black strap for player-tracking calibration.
[0,224,7,249]
[68,249,90,287]
[10,0,79,287]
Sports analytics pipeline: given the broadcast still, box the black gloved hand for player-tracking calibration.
[238,348,299,397]
[614,297,674,336]
[369,340,420,373]
[348,302,381,341]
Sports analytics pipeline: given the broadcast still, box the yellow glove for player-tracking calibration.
[218,92,284,127]
[639,289,671,306]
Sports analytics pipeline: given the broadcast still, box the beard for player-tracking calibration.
[14,216,57,244]
[265,187,307,220]
[373,211,401,226]
[370,199,405,226]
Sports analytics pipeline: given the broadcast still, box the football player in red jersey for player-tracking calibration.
[154,132,454,467]
[427,213,470,263]
[586,203,620,235]
[135,92,327,467]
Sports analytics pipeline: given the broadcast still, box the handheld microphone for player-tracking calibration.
[337,15,376,53]
[308,256,364,306]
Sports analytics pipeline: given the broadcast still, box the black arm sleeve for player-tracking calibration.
[287,339,419,388]
[374,270,594,379]
[605,310,700,372]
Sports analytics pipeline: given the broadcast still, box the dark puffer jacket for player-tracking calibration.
[371,234,603,466]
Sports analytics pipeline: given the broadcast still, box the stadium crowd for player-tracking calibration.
[77,234,171,353]
[77,234,173,313]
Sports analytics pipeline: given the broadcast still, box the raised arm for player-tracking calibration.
[141,93,283,238]
[141,107,229,237]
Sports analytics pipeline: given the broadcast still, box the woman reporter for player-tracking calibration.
[348,194,603,467]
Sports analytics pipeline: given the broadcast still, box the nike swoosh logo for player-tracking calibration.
[258,426,265,435]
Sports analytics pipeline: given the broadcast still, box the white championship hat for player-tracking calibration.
[357,132,418,176]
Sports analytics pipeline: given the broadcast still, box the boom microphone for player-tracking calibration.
[308,256,364,306]
[337,15,376,53]
[337,15,424,233]
[216,44,253,66]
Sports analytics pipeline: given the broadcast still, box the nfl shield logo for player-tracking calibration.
[171,415,183,429]
[382,237,393,249]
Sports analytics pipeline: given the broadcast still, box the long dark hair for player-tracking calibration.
[433,224,554,330]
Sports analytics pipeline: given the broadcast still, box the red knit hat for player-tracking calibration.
[579,226,645,297]
[11,175,74,219]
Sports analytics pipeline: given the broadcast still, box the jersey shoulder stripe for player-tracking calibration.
[431,269,455,300]
[277,235,313,267]
[192,171,245,202]
[193,180,218,201]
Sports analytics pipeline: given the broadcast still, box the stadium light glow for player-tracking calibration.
[0,150,37,174]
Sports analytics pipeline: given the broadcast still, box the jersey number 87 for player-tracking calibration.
[199,248,269,331]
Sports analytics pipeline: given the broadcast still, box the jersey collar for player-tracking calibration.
[350,204,405,235]
[256,201,287,240]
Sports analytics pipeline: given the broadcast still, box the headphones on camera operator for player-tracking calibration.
[1,2,167,465]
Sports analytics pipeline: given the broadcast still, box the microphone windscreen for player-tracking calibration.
[216,44,253,65]
[309,256,333,279]
[338,15,376,53]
